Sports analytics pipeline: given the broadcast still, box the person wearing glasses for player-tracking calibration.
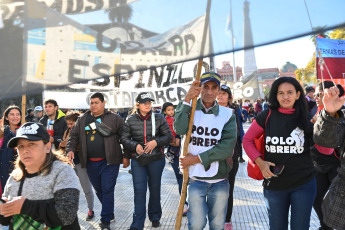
[217,84,243,230]
[310,81,343,230]
[121,92,172,230]
[243,77,316,230]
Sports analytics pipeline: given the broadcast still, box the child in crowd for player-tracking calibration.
[162,102,188,215]
[248,107,255,122]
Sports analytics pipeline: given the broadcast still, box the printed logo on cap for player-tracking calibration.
[18,123,40,135]
[140,93,152,100]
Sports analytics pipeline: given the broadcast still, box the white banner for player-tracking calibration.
[43,85,189,109]
[2,0,138,21]
[26,15,209,85]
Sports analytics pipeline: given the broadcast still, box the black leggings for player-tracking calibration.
[226,160,239,222]
[313,166,338,229]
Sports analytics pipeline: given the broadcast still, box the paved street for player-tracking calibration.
[75,122,320,230]
[0,122,321,230]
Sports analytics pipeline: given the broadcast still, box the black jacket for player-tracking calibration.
[121,112,173,159]
[39,110,67,149]
[313,108,345,229]
[66,110,124,167]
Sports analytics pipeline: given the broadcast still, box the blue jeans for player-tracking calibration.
[187,178,229,230]
[86,159,119,223]
[130,158,165,230]
[171,155,183,194]
[264,178,316,230]
[170,155,188,205]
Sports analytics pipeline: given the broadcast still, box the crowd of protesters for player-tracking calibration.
[0,73,344,230]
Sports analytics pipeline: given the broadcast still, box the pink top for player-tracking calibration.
[243,108,333,163]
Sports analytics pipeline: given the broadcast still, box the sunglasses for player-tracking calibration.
[313,92,324,98]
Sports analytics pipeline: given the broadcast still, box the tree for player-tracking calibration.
[106,2,133,23]
[294,54,317,84]
[310,26,329,43]
[329,28,345,39]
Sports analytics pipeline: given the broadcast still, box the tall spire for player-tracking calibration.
[243,0,257,78]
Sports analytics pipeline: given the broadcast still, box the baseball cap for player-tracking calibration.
[136,92,154,104]
[34,106,43,111]
[305,86,315,93]
[200,72,221,87]
[8,122,50,148]
[220,85,232,98]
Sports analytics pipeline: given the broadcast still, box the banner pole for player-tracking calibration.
[175,0,212,228]
[21,94,26,124]
[174,59,203,229]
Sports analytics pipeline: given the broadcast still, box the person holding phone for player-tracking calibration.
[243,77,316,230]
[0,122,80,229]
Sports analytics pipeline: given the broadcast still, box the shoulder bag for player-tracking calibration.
[12,177,61,230]
[247,109,271,180]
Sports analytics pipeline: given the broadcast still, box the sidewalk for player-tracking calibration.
[75,122,320,230]
[0,123,321,230]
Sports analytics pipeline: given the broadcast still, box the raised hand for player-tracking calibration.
[323,86,345,116]
[184,80,201,103]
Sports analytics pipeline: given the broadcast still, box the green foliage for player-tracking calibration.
[329,28,345,39]
[263,86,270,97]
[295,69,303,81]
[295,53,317,84]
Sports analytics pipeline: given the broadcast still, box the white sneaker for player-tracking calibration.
[183,204,188,216]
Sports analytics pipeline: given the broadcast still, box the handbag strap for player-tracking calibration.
[152,112,156,138]
[15,177,42,230]
[264,109,271,128]
[18,177,25,196]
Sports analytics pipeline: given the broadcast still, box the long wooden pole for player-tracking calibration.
[174,59,203,229]
[21,94,26,124]
[174,0,212,228]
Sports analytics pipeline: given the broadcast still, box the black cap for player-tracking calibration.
[220,85,232,98]
[136,92,154,104]
[305,86,315,93]
[8,122,50,148]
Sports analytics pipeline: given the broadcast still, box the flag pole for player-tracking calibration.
[174,0,212,229]
[21,94,26,124]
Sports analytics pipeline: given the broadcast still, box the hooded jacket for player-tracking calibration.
[39,110,67,149]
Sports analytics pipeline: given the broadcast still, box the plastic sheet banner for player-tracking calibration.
[44,59,213,108]
[1,0,345,99]
[316,37,345,79]
[228,71,260,100]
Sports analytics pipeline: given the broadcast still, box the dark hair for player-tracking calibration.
[337,84,345,97]
[44,99,58,107]
[268,77,309,133]
[3,105,22,127]
[65,111,80,122]
[317,81,344,97]
[162,102,174,113]
[90,92,104,102]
